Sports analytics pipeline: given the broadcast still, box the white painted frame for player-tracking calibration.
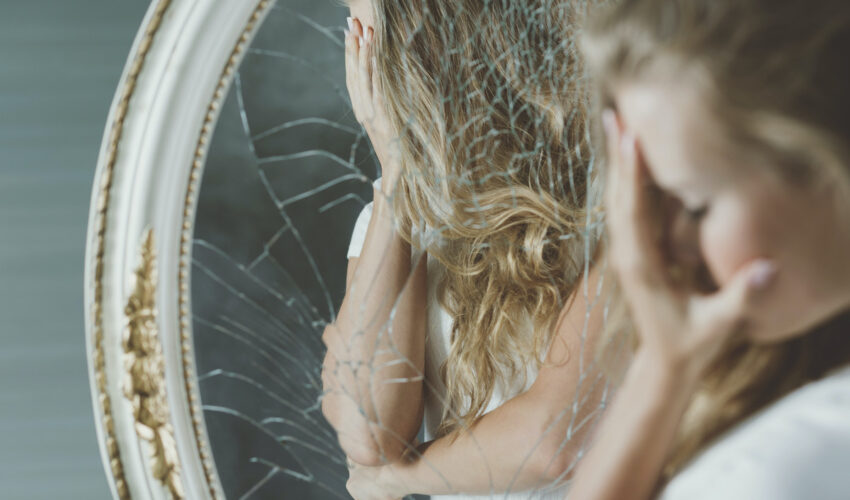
[84,1,274,498]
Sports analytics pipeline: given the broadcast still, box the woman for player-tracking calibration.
[321,0,610,498]
[571,0,850,498]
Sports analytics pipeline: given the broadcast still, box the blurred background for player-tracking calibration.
[1,1,151,498]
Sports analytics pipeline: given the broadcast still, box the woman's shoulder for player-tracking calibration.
[660,364,850,500]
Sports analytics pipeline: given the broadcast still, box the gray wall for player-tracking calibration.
[0,1,149,498]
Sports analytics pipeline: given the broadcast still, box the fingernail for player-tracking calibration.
[366,28,373,42]
[346,17,353,31]
[343,28,350,38]
[749,260,777,289]
[602,109,616,139]
[359,35,365,46]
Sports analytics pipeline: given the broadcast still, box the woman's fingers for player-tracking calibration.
[603,111,634,283]
[370,30,383,108]
[621,133,667,281]
[603,110,666,290]
[602,110,623,236]
[345,18,376,126]
[692,259,778,341]
[352,16,364,39]
[345,22,361,122]
[359,26,373,118]
[353,17,367,99]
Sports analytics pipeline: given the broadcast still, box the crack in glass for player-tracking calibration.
[190,2,615,498]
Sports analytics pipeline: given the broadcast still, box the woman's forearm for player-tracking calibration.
[321,189,427,466]
[387,263,609,497]
[568,351,698,500]
[388,390,586,496]
[342,262,610,497]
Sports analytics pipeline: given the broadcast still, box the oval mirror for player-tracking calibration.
[84,1,609,499]
[85,1,367,497]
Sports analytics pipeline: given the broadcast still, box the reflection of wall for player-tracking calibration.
[191,2,383,498]
[0,2,148,498]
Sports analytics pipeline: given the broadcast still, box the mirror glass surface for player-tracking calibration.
[190,1,607,499]
[191,2,377,498]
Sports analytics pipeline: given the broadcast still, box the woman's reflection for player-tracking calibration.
[321,1,609,498]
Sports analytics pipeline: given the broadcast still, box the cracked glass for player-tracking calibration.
[190,1,616,499]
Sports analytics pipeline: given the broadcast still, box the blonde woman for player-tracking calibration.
[321,0,609,498]
[571,0,850,498]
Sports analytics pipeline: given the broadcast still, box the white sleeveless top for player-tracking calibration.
[346,180,568,499]
[660,364,850,500]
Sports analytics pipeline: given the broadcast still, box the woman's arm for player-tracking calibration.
[347,262,610,497]
[321,20,426,468]
[566,111,777,500]
[321,192,427,466]
[567,351,696,500]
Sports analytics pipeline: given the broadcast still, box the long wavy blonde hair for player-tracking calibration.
[582,0,850,483]
[367,0,600,437]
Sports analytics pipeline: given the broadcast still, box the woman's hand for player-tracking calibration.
[345,18,400,195]
[346,461,408,500]
[602,109,778,379]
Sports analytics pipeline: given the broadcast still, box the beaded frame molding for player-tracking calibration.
[84,1,274,498]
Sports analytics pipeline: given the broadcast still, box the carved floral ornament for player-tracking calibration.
[84,1,274,498]
[123,228,184,499]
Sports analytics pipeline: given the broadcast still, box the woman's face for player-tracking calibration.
[614,80,850,343]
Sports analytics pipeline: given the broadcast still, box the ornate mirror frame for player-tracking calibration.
[84,1,275,498]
